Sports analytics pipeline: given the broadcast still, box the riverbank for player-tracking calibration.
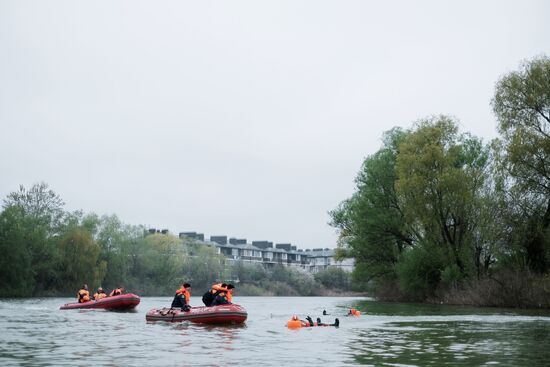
[374,271,550,309]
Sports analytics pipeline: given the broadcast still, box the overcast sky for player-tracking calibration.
[1,1,548,248]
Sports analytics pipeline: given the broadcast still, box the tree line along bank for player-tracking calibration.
[330,55,550,308]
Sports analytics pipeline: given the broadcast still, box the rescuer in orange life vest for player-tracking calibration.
[211,284,235,306]
[171,283,191,309]
[226,284,235,303]
[77,284,90,303]
[93,287,107,301]
[109,286,124,297]
[202,283,227,306]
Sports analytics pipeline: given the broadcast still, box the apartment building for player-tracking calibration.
[179,232,354,273]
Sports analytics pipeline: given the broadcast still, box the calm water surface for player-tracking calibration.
[1,296,550,366]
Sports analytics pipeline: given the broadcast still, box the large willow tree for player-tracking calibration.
[331,117,490,299]
[492,55,550,273]
[395,116,490,296]
[330,128,417,293]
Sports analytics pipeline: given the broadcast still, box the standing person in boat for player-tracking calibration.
[171,283,191,309]
[77,284,90,303]
[93,287,107,301]
[109,286,124,297]
[202,283,227,306]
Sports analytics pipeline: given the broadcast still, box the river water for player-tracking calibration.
[1,296,550,366]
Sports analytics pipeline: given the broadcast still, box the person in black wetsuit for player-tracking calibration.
[305,316,339,327]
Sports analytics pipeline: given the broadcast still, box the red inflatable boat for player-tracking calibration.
[60,293,140,310]
[146,304,247,324]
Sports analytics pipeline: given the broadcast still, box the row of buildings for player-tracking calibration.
[178,231,354,274]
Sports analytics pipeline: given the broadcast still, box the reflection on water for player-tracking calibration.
[1,297,550,366]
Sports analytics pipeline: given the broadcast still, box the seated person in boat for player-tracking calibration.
[211,284,233,306]
[93,287,107,301]
[171,283,191,309]
[109,286,124,297]
[77,284,90,303]
[202,283,227,306]
[226,284,235,303]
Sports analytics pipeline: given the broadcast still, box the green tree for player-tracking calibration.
[91,214,144,290]
[2,183,66,294]
[396,242,445,300]
[330,128,415,292]
[137,233,186,293]
[57,228,106,292]
[3,182,65,234]
[184,245,225,291]
[0,206,35,297]
[314,267,350,290]
[232,261,268,283]
[396,116,489,278]
[492,55,550,273]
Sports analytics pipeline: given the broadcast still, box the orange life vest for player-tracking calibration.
[94,292,107,300]
[227,290,233,303]
[209,284,228,300]
[211,283,224,292]
[78,289,90,303]
[176,287,191,303]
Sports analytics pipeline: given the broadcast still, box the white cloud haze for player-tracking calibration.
[1,0,549,248]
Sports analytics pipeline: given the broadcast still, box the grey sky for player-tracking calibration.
[1,1,548,248]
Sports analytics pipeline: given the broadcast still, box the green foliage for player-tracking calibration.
[396,243,445,300]
[183,245,225,291]
[330,128,414,289]
[261,281,299,296]
[396,116,489,274]
[136,234,184,293]
[0,206,35,297]
[1,183,65,295]
[233,261,268,283]
[314,267,351,290]
[0,183,340,298]
[492,55,550,273]
[57,228,105,292]
[440,264,462,288]
[268,265,318,295]
[329,55,550,302]
[332,118,492,299]
[3,182,65,234]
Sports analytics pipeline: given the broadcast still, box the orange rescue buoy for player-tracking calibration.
[286,315,307,328]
